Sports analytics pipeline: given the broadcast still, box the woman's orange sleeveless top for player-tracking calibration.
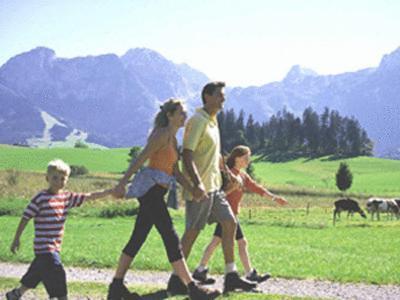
[148,143,178,176]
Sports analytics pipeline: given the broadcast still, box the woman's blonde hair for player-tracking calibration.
[153,98,184,128]
[226,145,251,168]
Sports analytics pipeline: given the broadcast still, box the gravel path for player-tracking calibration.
[1,262,400,299]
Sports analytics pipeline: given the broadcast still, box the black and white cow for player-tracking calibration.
[333,198,366,224]
[366,198,399,220]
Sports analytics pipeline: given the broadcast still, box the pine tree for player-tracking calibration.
[336,162,353,192]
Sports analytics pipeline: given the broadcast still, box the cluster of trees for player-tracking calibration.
[218,107,373,161]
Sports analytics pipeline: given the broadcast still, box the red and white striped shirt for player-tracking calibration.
[23,190,87,255]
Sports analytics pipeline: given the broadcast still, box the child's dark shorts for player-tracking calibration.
[21,252,67,298]
[213,220,244,240]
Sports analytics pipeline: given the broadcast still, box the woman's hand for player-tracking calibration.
[112,184,126,199]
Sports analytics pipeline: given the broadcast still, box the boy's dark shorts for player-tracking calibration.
[21,252,67,298]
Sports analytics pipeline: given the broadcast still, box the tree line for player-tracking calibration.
[218,107,373,161]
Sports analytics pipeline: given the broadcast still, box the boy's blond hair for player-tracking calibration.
[47,159,71,176]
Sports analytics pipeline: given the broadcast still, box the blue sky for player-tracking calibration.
[1,0,399,86]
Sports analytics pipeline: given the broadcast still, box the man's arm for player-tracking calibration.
[10,218,29,253]
[182,149,207,201]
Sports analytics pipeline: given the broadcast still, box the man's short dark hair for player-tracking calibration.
[201,81,226,104]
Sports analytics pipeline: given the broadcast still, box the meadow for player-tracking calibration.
[1,144,400,197]
[1,145,400,288]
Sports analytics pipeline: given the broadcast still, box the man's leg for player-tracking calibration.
[181,228,201,258]
[219,218,237,266]
[210,191,257,293]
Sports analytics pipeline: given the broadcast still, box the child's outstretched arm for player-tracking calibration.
[10,217,29,253]
[85,188,114,201]
[244,172,288,206]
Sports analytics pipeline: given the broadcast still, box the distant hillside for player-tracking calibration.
[0,46,399,158]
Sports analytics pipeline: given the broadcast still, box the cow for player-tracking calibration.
[366,198,399,221]
[333,198,366,225]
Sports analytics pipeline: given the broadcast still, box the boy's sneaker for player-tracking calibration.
[6,289,21,300]
[246,269,271,283]
[223,271,257,293]
[188,282,221,300]
[193,267,216,284]
[107,280,142,300]
[167,274,187,295]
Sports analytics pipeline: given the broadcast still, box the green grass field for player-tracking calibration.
[1,144,400,197]
[1,208,399,285]
[1,145,400,288]
[253,156,400,197]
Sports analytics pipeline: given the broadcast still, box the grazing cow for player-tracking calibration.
[395,199,400,210]
[333,198,366,225]
[366,198,399,221]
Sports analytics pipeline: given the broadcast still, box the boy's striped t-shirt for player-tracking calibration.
[23,190,88,255]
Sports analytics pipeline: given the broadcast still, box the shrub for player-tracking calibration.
[6,169,20,186]
[70,165,89,177]
[74,140,89,149]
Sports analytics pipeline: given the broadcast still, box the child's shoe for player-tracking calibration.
[6,288,21,300]
[167,274,187,295]
[193,267,216,284]
[246,269,271,283]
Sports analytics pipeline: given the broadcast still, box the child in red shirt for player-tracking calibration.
[193,145,288,284]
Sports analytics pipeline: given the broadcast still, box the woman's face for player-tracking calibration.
[235,151,251,169]
[169,104,187,128]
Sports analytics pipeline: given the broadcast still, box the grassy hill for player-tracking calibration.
[1,145,400,197]
[254,156,400,197]
[0,144,130,174]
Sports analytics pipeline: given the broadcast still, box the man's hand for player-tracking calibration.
[192,183,208,202]
[10,238,20,254]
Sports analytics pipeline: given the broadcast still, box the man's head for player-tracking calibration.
[46,159,71,192]
[201,81,226,114]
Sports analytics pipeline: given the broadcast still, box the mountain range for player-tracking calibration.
[0,46,399,158]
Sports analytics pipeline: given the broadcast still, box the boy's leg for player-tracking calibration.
[40,255,68,299]
[9,257,43,299]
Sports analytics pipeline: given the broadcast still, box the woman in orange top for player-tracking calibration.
[193,145,288,284]
[108,99,220,300]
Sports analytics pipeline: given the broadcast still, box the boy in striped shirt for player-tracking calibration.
[6,159,113,300]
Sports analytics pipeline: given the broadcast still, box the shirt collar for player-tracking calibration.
[196,107,218,125]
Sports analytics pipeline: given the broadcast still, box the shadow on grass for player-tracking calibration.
[142,289,177,299]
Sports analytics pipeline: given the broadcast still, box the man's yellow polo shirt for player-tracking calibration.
[183,108,222,199]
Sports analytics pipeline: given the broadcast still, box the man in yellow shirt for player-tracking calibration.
[167,81,257,295]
